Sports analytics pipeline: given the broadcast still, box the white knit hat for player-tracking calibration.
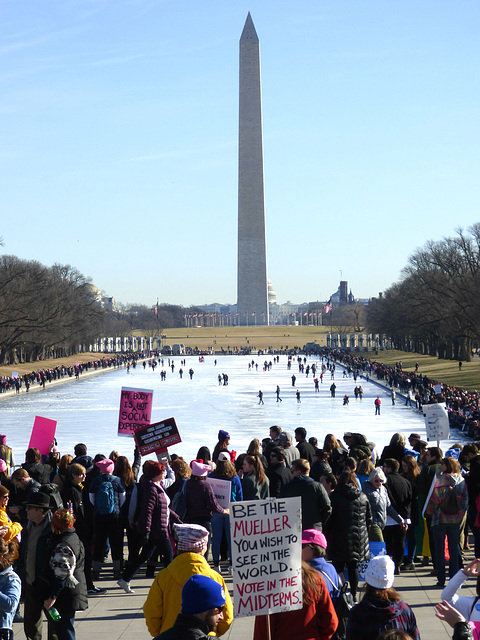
[365,555,395,589]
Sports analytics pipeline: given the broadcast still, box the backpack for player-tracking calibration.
[319,570,354,640]
[440,479,461,515]
[38,483,63,511]
[94,474,116,515]
[171,479,187,520]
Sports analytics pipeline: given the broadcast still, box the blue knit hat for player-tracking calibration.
[181,575,226,615]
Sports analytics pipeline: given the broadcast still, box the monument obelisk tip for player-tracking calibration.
[240,12,258,42]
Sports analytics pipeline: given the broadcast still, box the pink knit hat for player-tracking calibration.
[0,460,7,473]
[96,458,114,474]
[191,460,210,477]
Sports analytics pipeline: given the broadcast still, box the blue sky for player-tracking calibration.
[1,1,479,308]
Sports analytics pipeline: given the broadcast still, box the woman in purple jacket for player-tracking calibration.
[118,461,180,594]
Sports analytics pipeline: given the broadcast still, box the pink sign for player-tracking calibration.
[118,387,153,437]
[29,416,57,455]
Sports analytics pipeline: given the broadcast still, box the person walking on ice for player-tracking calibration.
[375,396,381,415]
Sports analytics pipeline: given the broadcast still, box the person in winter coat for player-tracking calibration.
[185,461,228,536]
[441,558,480,625]
[152,574,226,640]
[143,523,233,637]
[426,457,468,588]
[363,469,407,542]
[118,461,181,593]
[89,458,126,580]
[266,447,292,497]
[61,463,103,595]
[209,453,242,572]
[383,459,412,574]
[301,529,341,603]
[324,470,371,601]
[280,459,331,531]
[0,537,21,640]
[241,456,270,500]
[253,561,338,640]
[346,555,420,640]
[43,508,88,640]
[380,434,407,466]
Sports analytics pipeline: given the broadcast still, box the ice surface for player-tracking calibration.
[0,355,467,464]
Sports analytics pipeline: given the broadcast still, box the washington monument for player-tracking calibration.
[237,13,269,326]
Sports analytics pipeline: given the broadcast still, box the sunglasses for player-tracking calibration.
[213,605,225,614]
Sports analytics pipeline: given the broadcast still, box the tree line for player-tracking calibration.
[0,255,104,365]
[366,224,480,361]
[0,254,205,365]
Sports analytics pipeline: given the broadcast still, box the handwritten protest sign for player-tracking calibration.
[133,417,181,455]
[230,497,302,618]
[29,416,57,455]
[118,387,153,437]
[423,402,449,441]
[206,477,231,509]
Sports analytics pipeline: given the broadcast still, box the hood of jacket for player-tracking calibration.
[337,482,362,501]
[360,596,406,622]
[163,552,211,587]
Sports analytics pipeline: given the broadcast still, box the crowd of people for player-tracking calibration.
[3,346,480,639]
[0,415,480,640]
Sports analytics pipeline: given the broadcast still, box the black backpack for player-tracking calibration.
[319,570,354,640]
[440,478,461,515]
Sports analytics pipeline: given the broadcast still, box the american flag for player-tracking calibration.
[323,300,332,314]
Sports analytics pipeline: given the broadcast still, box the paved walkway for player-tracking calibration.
[11,549,476,639]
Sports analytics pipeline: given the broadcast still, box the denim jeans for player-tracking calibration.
[211,512,231,564]
[433,522,461,585]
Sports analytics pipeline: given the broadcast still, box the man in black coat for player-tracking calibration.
[266,448,291,497]
[18,492,53,640]
[383,458,412,574]
[294,428,316,464]
[280,459,331,531]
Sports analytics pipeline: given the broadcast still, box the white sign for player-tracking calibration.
[230,497,302,618]
[424,402,450,441]
[206,477,231,509]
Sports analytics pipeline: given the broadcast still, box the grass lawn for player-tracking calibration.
[2,328,480,392]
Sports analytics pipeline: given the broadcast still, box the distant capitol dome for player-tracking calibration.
[267,279,276,304]
[84,283,102,302]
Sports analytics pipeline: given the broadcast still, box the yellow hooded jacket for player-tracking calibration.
[143,552,233,637]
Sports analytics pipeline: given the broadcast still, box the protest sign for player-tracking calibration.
[423,402,449,441]
[206,477,231,509]
[471,622,480,639]
[133,417,181,455]
[230,497,302,618]
[118,387,153,437]
[29,416,57,455]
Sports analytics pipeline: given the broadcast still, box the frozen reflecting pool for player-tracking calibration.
[0,354,464,463]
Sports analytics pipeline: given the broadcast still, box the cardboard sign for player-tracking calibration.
[133,417,181,455]
[423,402,450,441]
[118,387,153,437]
[230,497,302,618]
[206,477,231,509]
[29,416,57,455]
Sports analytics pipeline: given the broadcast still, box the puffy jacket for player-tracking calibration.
[143,552,233,637]
[363,481,403,530]
[137,475,179,539]
[324,482,371,563]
